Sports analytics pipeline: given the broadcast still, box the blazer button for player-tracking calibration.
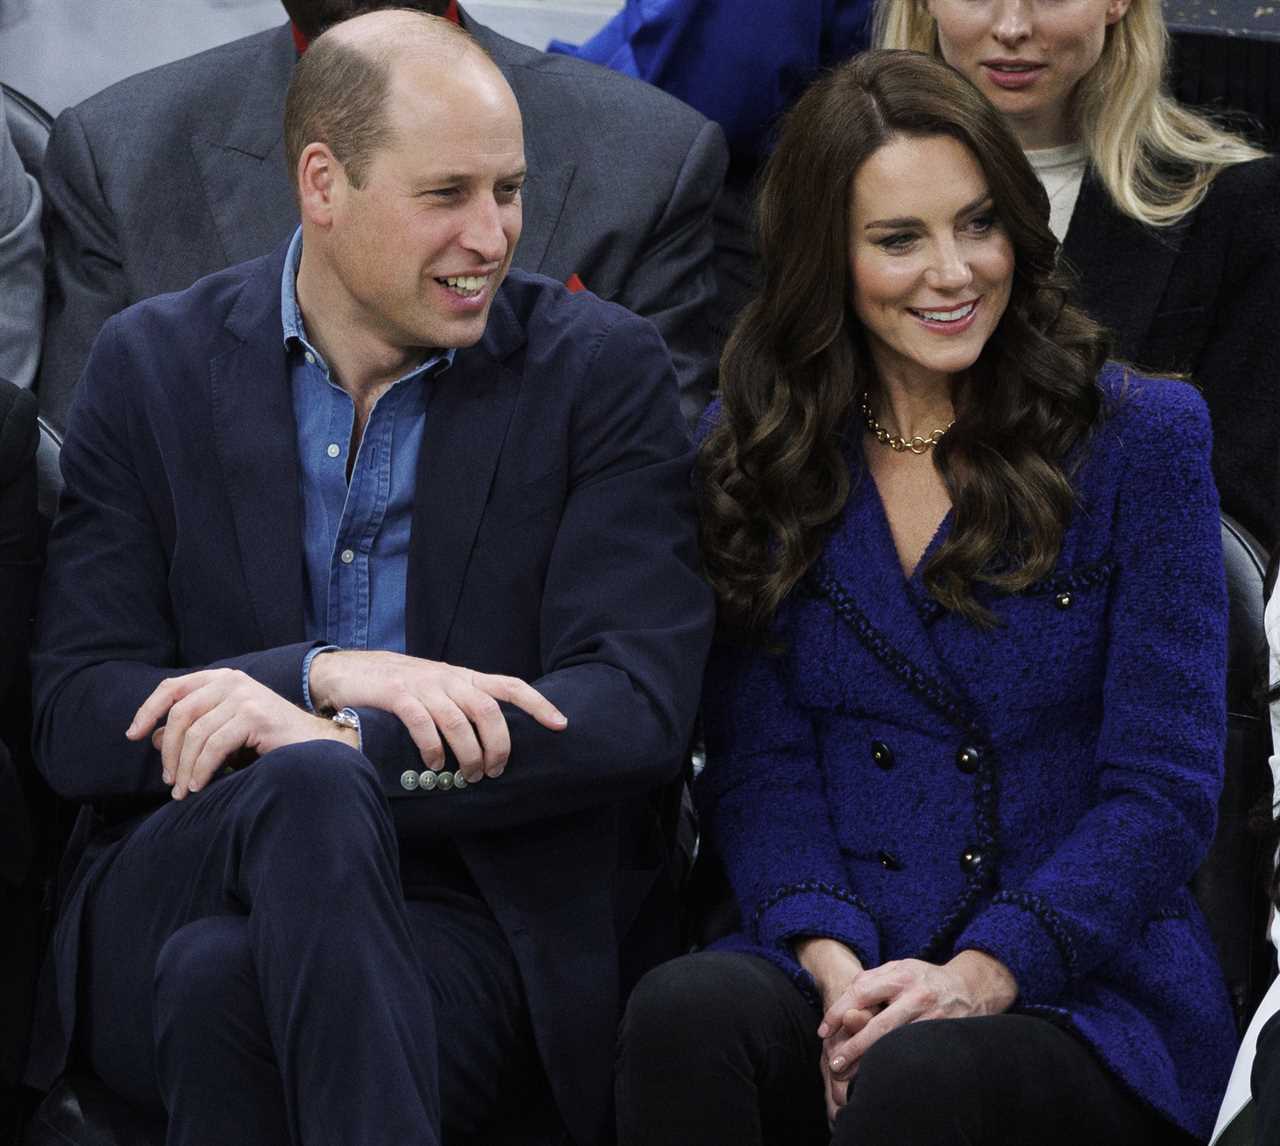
[418,770,438,791]
[871,741,895,770]
[960,847,984,873]
[453,770,468,790]
[878,850,903,871]
[438,771,455,792]
[400,770,419,792]
[1055,591,1073,609]
[956,745,982,774]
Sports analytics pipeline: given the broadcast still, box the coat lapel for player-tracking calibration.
[1060,167,1185,363]
[191,24,300,268]
[210,247,306,649]
[814,470,969,726]
[405,292,526,659]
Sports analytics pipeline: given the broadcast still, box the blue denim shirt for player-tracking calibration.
[281,228,454,678]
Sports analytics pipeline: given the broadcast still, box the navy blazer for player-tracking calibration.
[29,249,715,1146]
[700,366,1237,1140]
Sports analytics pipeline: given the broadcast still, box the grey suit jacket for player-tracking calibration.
[0,87,44,390]
[37,14,727,432]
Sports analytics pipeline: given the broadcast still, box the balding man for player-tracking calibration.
[37,0,726,435]
[27,13,713,1146]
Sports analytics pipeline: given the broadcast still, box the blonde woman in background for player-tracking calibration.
[875,0,1280,550]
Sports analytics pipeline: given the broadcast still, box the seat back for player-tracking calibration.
[1192,515,1274,1033]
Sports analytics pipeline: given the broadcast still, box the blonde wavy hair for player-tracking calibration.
[873,0,1267,226]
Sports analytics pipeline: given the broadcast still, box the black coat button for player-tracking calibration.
[878,850,903,871]
[956,745,982,774]
[1055,591,1073,609]
[871,741,895,770]
[960,847,983,873]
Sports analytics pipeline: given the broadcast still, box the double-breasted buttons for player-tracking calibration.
[871,741,895,770]
[960,847,984,873]
[878,850,903,871]
[400,770,420,791]
[956,745,982,774]
[1054,591,1073,610]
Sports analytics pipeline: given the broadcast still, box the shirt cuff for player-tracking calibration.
[301,644,341,713]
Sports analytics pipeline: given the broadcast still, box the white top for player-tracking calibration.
[1025,142,1088,245]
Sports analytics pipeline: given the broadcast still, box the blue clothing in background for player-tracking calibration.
[280,228,453,654]
[549,0,871,163]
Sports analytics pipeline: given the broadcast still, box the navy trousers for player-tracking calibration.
[76,741,548,1146]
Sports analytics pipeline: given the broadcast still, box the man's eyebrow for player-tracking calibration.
[864,192,994,231]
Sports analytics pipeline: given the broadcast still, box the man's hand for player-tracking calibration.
[821,951,1018,1082]
[308,649,567,782]
[128,669,358,800]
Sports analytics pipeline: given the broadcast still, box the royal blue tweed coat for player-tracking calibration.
[699,365,1237,1140]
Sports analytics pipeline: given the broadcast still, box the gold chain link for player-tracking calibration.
[859,395,954,456]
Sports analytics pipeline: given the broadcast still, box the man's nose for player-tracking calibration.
[460,195,509,264]
[991,0,1032,45]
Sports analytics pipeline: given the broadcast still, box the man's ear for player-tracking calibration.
[297,142,345,228]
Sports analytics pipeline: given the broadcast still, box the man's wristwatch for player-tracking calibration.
[330,707,360,733]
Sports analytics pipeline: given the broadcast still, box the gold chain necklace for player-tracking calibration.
[859,394,954,456]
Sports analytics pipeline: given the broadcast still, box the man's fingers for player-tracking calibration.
[427,692,484,778]
[189,716,252,792]
[451,685,510,779]
[392,694,447,771]
[165,681,227,797]
[128,671,215,740]
[477,673,567,731]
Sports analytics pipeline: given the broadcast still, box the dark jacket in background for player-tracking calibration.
[1062,158,1280,549]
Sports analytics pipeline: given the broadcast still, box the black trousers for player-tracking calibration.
[77,741,550,1146]
[1251,1007,1280,1144]
[616,950,1189,1146]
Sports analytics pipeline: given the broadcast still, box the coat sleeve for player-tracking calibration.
[31,316,320,804]
[0,382,39,708]
[0,91,44,392]
[355,312,716,836]
[956,381,1227,1005]
[696,618,882,968]
[35,105,129,436]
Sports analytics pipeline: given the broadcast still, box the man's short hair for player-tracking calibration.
[283,9,480,191]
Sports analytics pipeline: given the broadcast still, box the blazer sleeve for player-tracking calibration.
[355,311,716,837]
[31,316,321,804]
[696,630,883,967]
[36,105,129,436]
[613,116,727,429]
[956,383,1227,1005]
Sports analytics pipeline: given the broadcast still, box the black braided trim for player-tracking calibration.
[751,879,875,930]
[1018,558,1115,598]
[988,890,1080,978]
[810,563,1006,962]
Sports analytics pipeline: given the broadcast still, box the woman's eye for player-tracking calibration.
[967,212,997,234]
[877,232,916,251]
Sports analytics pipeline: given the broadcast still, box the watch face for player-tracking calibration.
[332,709,359,730]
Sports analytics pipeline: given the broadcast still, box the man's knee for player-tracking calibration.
[154,916,255,1038]
[249,738,385,825]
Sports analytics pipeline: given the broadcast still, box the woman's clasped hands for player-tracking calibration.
[798,938,1019,1124]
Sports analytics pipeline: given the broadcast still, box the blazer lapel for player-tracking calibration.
[191,24,300,268]
[405,293,526,659]
[210,247,306,649]
[1060,167,1185,362]
[814,471,971,728]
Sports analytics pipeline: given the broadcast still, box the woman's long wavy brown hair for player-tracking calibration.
[700,50,1112,633]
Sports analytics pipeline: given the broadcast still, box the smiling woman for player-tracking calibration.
[614,49,1236,1146]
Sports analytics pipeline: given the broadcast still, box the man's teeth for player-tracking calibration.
[442,275,487,296]
[915,301,977,322]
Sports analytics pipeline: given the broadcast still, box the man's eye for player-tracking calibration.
[497,183,524,201]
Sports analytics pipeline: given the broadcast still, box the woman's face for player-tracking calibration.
[848,133,1014,393]
[926,0,1131,149]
